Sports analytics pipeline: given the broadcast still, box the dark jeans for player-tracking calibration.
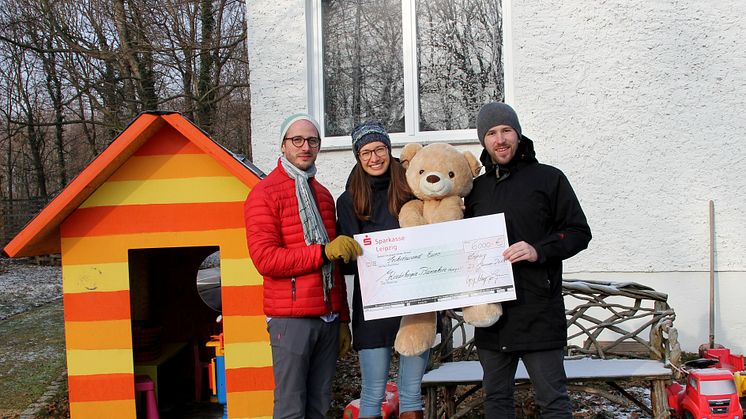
[477,347,572,418]
[267,317,340,419]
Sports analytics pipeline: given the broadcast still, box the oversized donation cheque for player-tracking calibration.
[354,213,517,320]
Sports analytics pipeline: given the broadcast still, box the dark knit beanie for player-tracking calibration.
[476,102,522,146]
[351,121,391,155]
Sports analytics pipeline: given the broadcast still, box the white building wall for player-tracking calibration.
[247,0,746,353]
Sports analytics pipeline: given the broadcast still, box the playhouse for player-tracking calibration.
[3,112,273,418]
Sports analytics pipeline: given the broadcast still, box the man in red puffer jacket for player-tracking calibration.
[244,113,362,419]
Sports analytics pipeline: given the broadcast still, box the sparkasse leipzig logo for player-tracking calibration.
[363,235,372,246]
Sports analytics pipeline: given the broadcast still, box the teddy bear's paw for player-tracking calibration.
[398,201,427,228]
[399,213,427,228]
[394,312,437,356]
[394,329,434,357]
[463,303,503,328]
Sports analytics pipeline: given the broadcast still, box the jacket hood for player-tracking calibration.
[480,135,538,174]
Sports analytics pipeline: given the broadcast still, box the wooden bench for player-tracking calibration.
[422,279,682,418]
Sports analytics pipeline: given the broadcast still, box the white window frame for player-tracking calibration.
[307,0,514,150]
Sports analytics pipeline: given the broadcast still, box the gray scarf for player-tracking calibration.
[280,156,334,303]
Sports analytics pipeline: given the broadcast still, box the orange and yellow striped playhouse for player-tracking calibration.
[2,112,275,418]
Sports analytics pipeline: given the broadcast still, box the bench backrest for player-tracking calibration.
[432,279,681,372]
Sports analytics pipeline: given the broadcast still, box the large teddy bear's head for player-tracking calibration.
[400,143,481,201]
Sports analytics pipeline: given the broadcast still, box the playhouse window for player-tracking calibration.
[309,0,509,147]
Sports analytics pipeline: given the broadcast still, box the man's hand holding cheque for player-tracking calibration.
[503,241,539,263]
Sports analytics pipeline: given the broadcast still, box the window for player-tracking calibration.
[699,378,737,396]
[309,0,510,147]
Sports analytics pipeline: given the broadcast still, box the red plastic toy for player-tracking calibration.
[343,382,399,419]
[667,366,743,418]
[702,348,745,375]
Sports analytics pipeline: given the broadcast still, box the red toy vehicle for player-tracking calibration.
[667,361,743,419]
[702,348,745,376]
[343,382,399,419]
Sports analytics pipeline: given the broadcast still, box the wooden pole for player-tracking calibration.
[708,200,715,349]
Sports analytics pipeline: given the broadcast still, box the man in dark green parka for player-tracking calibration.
[465,102,592,418]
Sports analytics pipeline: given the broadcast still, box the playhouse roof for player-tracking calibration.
[3,112,264,258]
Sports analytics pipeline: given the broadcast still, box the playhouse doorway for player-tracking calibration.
[128,246,225,418]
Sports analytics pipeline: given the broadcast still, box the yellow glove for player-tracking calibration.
[338,322,352,358]
[324,235,362,263]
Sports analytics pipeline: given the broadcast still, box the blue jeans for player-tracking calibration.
[358,347,430,417]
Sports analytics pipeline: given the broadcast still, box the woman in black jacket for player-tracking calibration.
[336,121,427,419]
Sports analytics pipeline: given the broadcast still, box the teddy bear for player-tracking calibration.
[394,142,503,357]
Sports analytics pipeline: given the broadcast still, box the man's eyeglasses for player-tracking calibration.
[284,136,321,149]
[358,146,388,161]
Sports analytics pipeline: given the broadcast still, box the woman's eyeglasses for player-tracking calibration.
[358,146,389,161]
[284,136,321,149]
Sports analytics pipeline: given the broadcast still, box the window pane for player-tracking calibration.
[322,0,405,137]
[699,378,737,396]
[416,0,504,131]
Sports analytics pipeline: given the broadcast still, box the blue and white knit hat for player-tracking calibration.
[350,121,391,155]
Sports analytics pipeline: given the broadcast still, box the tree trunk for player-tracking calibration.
[42,44,67,189]
[25,113,48,200]
[196,0,216,134]
[112,0,157,112]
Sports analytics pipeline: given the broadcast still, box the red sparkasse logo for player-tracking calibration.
[363,235,372,246]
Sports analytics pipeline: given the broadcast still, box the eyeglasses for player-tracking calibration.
[284,136,321,149]
[358,146,389,161]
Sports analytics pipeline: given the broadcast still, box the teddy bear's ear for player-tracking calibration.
[463,151,481,177]
[399,143,423,170]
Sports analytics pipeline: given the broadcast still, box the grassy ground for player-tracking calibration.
[0,301,66,418]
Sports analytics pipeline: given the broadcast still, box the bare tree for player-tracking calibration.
[0,0,252,213]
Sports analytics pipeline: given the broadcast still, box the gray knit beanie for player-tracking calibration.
[351,121,391,155]
[476,102,522,146]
